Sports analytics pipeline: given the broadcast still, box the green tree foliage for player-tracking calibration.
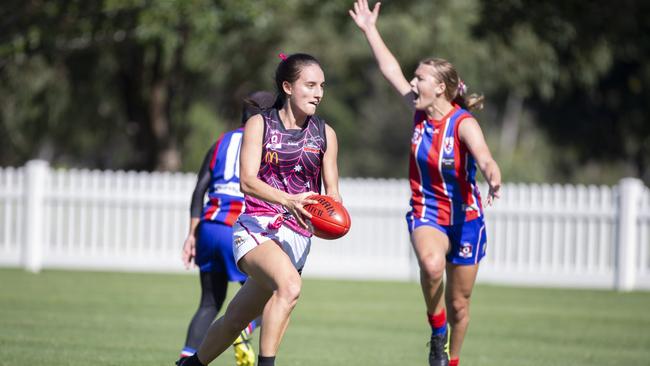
[1,0,291,171]
[0,0,647,184]
[477,0,650,183]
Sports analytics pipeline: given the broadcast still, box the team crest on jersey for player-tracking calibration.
[444,137,454,154]
[266,133,282,150]
[459,242,473,258]
[411,128,423,144]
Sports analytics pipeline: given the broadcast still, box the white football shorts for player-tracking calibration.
[233,214,311,272]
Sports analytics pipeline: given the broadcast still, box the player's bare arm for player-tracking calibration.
[458,118,502,205]
[350,0,415,110]
[322,124,341,203]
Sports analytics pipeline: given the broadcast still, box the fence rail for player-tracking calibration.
[1,160,649,290]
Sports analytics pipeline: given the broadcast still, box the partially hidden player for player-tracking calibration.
[350,1,502,365]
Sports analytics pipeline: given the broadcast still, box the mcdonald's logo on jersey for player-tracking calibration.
[264,151,279,164]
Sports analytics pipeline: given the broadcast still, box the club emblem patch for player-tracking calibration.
[444,137,454,154]
[459,242,473,258]
[411,128,423,144]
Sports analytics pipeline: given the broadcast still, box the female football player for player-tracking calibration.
[350,1,502,365]
[178,91,275,366]
[178,53,341,366]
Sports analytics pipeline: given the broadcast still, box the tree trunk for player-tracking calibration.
[148,40,183,172]
[500,92,524,157]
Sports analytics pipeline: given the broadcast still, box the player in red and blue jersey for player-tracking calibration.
[351,2,502,366]
[408,108,485,231]
[178,91,275,366]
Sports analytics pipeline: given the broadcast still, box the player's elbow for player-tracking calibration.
[239,175,256,195]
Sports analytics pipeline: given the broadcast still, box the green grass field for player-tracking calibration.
[0,268,649,366]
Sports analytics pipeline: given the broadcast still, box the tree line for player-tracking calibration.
[1,0,648,184]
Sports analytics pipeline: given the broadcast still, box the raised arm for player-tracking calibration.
[350,0,414,110]
[458,118,502,205]
[321,124,341,202]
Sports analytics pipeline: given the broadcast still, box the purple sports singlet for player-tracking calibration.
[243,108,327,236]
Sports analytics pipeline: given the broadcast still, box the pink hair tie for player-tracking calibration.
[458,79,468,96]
[278,52,288,61]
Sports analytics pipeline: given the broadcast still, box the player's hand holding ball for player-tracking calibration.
[304,194,351,240]
[283,192,319,229]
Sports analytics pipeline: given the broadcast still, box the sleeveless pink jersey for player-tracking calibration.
[409,105,483,225]
[244,108,327,236]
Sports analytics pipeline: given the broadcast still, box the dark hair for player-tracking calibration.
[241,90,275,124]
[272,53,322,109]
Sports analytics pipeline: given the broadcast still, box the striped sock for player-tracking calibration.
[180,346,196,358]
[243,319,258,337]
[427,309,447,335]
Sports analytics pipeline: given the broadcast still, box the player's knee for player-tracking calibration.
[420,255,446,281]
[277,275,302,307]
[449,297,471,326]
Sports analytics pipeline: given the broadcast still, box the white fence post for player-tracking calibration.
[23,160,49,273]
[615,178,644,291]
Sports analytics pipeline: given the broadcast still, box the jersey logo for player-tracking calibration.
[234,236,246,248]
[411,128,423,144]
[266,133,282,150]
[441,158,455,170]
[303,147,320,154]
[459,242,473,258]
[443,137,454,154]
[264,151,279,165]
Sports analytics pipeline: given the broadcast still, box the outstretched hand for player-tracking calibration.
[486,183,501,206]
[349,0,381,32]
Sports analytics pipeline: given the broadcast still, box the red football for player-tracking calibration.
[304,194,351,240]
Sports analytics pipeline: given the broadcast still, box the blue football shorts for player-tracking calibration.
[406,214,487,265]
[195,221,247,281]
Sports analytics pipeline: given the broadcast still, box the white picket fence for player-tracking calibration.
[1,160,649,290]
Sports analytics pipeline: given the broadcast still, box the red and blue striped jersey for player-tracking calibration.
[408,105,483,225]
[201,128,245,226]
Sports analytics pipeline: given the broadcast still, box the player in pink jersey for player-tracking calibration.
[351,1,501,366]
[177,91,275,366]
[178,53,340,366]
